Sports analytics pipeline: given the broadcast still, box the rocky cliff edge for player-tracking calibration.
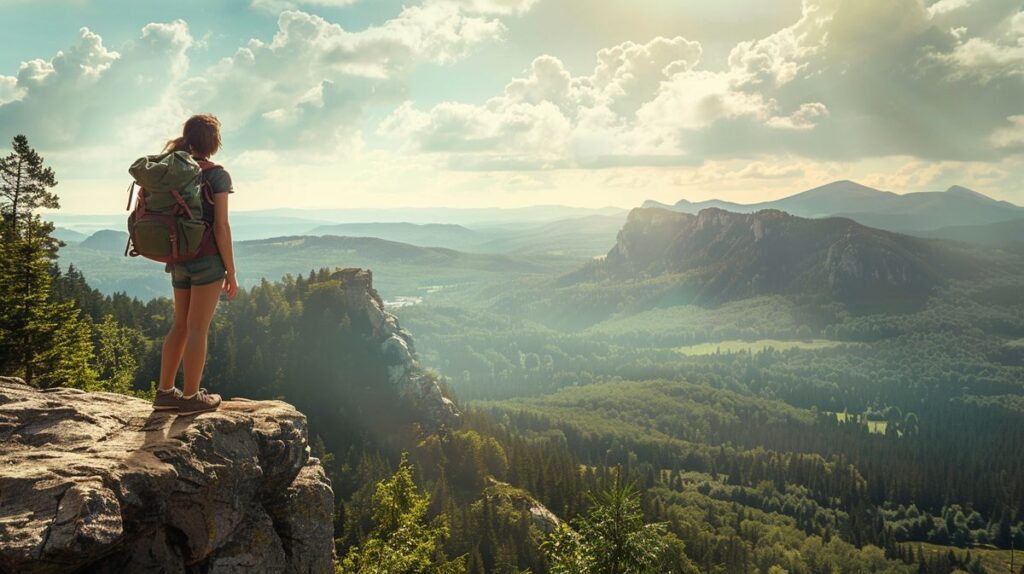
[0,377,335,574]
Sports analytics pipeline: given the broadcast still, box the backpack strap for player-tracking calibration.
[196,159,221,171]
[196,160,222,205]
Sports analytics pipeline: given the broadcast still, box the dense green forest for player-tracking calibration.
[4,134,1024,573]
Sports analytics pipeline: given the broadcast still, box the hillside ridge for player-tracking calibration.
[577,206,972,306]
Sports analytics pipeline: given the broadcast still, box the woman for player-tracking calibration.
[152,114,238,414]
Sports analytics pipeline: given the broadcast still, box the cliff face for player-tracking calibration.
[330,268,459,429]
[588,207,971,305]
[0,377,335,574]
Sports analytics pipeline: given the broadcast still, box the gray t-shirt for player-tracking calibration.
[201,167,233,227]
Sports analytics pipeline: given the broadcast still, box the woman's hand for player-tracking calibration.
[223,271,238,299]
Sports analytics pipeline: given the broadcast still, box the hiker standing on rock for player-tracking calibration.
[126,114,237,414]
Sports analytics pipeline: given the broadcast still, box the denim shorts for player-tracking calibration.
[167,255,227,289]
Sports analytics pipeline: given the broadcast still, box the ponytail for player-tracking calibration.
[163,136,189,154]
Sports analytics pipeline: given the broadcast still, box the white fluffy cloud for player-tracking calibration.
[251,0,358,14]
[183,6,504,150]
[945,10,1024,80]
[0,21,192,148]
[379,0,1024,171]
[383,32,833,168]
[0,3,511,154]
[251,0,537,16]
[445,0,540,15]
[0,75,22,105]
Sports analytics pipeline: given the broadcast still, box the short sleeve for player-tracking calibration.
[207,168,234,194]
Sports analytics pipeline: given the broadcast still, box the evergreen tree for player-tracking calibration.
[92,314,144,394]
[0,134,93,387]
[339,454,465,574]
[0,134,59,238]
[544,484,667,574]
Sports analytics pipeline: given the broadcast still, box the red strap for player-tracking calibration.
[197,160,221,205]
[195,228,219,257]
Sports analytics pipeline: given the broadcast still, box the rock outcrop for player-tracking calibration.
[0,377,335,574]
[484,480,562,535]
[576,207,974,305]
[330,268,460,429]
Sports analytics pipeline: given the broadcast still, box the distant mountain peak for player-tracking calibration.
[639,179,1022,233]
[795,179,883,198]
[944,185,994,202]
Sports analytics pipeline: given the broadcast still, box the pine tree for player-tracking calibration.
[0,135,93,387]
[339,453,465,574]
[0,134,59,237]
[92,314,143,394]
[544,483,666,574]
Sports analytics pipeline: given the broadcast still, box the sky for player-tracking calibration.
[0,0,1022,213]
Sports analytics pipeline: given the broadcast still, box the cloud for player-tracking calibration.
[944,11,1024,80]
[384,33,832,169]
[682,0,1023,162]
[0,1,517,156]
[735,161,806,179]
[0,75,21,105]
[991,115,1024,152]
[182,6,505,150]
[380,0,1024,172]
[0,22,192,149]
[928,0,978,17]
[445,0,540,15]
[250,0,357,14]
[250,0,538,16]
[2,0,1023,211]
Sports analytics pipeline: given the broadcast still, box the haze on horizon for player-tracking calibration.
[1,0,1022,213]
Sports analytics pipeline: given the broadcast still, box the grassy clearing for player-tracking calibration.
[675,338,844,356]
[831,411,888,435]
[1006,337,1024,348]
[905,541,1020,573]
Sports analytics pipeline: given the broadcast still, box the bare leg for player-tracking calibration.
[182,281,222,396]
[159,288,191,391]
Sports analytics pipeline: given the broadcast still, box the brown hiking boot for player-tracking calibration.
[153,387,183,411]
[176,388,222,415]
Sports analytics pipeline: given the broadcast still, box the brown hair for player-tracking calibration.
[164,114,222,159]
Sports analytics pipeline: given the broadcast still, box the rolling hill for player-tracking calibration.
[58,233,578,301]
[307,222,481,250]
[917,218,1024,248]
[53,227,88,244]
[79,229,129,252]
[470,214,627,257]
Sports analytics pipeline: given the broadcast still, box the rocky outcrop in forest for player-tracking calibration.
[331,267,460,429]
[0,377,335,574]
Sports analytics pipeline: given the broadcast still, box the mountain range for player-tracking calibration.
[644,180,1024,236]
[569,206,979,307]
[46,205,627,241]
[57,231,576,301]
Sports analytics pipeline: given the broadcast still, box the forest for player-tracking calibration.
[3,134,1024,573]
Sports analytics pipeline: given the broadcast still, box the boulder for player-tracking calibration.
[0,377,335,574]
[484,479,563,534]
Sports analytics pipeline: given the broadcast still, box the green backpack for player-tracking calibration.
[124,151,216,263]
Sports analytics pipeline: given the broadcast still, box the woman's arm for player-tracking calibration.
[213,192,238,299]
